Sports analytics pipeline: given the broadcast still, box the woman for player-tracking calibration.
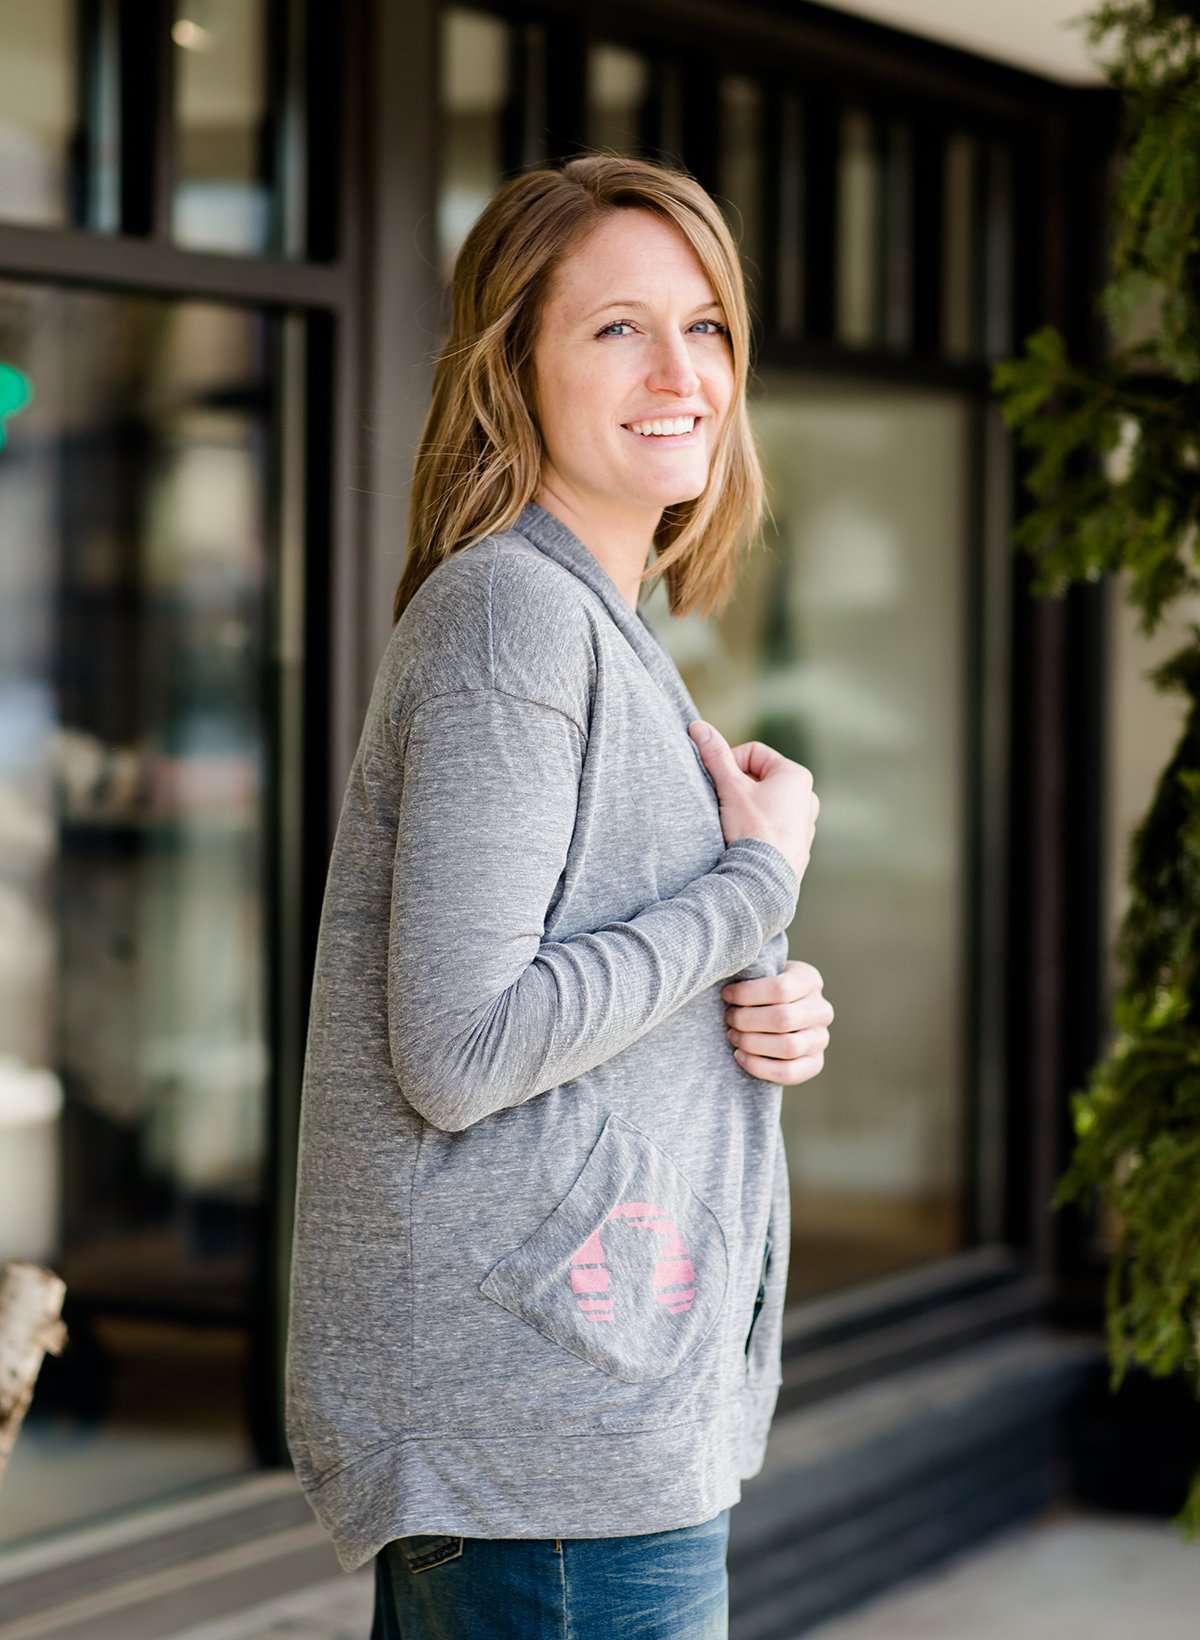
[285,152,831,1638]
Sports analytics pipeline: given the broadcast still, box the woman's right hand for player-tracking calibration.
[688,719,819,885]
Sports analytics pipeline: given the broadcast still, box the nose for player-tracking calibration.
[646,331,700,398]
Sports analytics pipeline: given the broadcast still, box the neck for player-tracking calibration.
[533,479,659,611]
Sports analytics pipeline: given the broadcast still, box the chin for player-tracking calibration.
[663,477,711,506]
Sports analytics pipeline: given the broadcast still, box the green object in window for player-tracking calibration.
[0,363,33,449]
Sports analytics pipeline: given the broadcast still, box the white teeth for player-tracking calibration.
[626,415,696,437]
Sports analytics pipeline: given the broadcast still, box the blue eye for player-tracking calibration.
[595,318,729,338]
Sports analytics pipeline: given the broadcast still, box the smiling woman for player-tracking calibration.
[286,153,820,1640]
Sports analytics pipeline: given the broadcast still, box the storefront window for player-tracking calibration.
[0,282,292,1543]
[644,374,986,1299]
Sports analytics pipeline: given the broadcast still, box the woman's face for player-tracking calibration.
[531,207,735,528]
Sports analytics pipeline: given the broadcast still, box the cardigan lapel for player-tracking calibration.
[511,501,702,732]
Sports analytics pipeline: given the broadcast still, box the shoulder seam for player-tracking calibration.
[402,686,586,758]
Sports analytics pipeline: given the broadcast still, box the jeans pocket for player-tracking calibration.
[394,1534,465,1575]
[478,1111,729,1383]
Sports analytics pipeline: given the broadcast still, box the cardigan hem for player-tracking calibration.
[296,1376,784,1574]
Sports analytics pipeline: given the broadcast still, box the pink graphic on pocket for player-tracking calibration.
[569,1200,697,1323]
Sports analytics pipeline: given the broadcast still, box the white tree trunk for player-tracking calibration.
[0,1261,67,1486]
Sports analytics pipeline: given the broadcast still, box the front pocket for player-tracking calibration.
[394,1534,465,1575]
[744,1234,771,1358]
[477,1111,729,1383]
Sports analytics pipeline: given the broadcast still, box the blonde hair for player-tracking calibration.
[392,151,765,625]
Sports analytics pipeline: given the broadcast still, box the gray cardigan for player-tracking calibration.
[284,499,799,1571]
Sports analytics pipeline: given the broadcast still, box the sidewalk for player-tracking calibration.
[159,1502,1197,1640]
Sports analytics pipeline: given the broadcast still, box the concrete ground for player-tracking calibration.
[161,1502,1199,1640]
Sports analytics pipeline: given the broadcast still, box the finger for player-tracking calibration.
[721,967,798,1006]
[728,740,784,781]
[722,963,829,1009]
[733,1046,825,1084]
[725,999,833,1032]
[720,975,780,1007]
[727,1026,830,1060]
[784,959,826,995]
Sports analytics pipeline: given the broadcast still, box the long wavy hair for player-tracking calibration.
[392,151,765,625]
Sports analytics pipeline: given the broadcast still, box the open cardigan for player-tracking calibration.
[284,499,800,1572]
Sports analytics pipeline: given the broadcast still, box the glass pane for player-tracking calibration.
[644,374,976,1299]
[587,43,648,157]
[171,0,275,254]
[718,76,764,314]
[778,91,804,338]
[513,21,548,169]
[943,130,977,359]
[0,282,288,1543]
[0,0,76,227]
[836,108,880,347]
[880,118,912,352]
[983,140,1013,358]
[440,6,510,285]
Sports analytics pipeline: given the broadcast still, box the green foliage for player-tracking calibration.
[993,1,1200,1538]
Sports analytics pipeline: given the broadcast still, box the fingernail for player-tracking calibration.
[690,721,710,743]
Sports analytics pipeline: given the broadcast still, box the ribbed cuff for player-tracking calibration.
[718,836,801,938]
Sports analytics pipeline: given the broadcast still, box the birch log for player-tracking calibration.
[0,1261,67,1486]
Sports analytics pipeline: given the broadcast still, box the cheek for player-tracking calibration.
[539,359,618,443]
[707,370,736,438]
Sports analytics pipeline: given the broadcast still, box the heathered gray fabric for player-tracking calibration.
[284,499,800,1573]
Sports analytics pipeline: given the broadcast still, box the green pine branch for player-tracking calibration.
[993,0,1200,1540]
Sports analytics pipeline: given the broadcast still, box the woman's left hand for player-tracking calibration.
[721,959,833,1085]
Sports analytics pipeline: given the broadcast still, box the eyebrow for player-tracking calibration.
[581,297,725,323]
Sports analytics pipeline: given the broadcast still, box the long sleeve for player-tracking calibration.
[386,687,799,1132]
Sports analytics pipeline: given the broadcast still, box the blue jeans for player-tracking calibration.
[370,1507,732,1638]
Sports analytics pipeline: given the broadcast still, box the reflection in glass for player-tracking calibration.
[172,0,274,253]
[440,6,510,284]
[0,282,283,1543]
[837,108,879,347]
[643,375,975,1299]
[0,0,76,227]
[718,77,764,311]
[587,44,649,157]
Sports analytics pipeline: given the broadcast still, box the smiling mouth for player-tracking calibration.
[621,416,705,441]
